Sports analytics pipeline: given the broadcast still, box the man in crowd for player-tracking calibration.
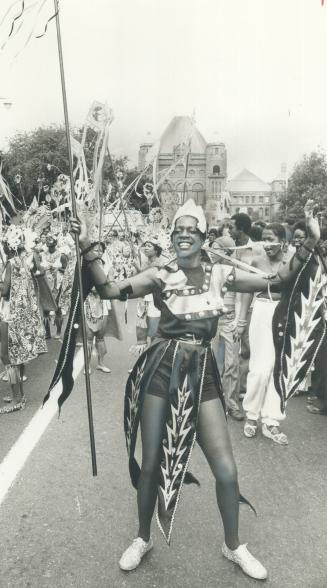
[229,213,262,401]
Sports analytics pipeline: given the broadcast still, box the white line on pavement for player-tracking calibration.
[0,349,85,506]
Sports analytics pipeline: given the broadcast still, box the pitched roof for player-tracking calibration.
[228,169,271,193]
[159,116,207,154]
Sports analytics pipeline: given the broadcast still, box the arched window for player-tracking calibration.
[192,182,205,205]
[213,165,220,174]
[175,181,189,205]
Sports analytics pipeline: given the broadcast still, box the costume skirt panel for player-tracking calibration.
[124,337,225,544]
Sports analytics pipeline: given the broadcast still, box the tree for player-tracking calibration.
[1,125,147,212]
[2,126,70,209]
[280,150,327,220]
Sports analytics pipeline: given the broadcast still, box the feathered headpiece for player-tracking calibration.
[170,198,206,235]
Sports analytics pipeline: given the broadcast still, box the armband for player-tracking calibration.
[84,256,102,265]
[269,281,282,293]
[119,283,133,301]
[302,243,315,254]
[295,249,310,264]
[81,243,98,256]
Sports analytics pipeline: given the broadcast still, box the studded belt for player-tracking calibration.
[175,334,211,346]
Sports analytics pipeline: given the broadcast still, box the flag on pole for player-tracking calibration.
[0,0,56,57]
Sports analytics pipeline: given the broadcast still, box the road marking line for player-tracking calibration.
[0,349,84,506]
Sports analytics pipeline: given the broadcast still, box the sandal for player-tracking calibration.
[306,404,326,415]
[244,421,258,438]
[262,424,288,445]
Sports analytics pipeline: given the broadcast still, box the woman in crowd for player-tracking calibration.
[240,223,290,444]
[133,236,166,350]
[84,242,122,374]
[0,227,47,413]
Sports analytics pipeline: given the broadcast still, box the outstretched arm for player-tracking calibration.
[85,257,158,300]
[70,217,159,300]
[231,199,320,292]
[231,269,272,293]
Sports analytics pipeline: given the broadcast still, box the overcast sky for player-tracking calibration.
[1,0,327,181]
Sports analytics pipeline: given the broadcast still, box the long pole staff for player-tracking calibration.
[53,0,97,476]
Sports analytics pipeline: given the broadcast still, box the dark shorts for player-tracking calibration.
[146,342,220,403]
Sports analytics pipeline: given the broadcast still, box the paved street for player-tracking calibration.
[0,301,326,588]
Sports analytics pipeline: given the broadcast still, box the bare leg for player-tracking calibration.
[43,311,51,339]
[54,307,63,337]
[95,336,107,366]
[197,398,240,550]
[137,393,168,541]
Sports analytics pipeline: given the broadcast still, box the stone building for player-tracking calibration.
[138,116,230,226]
[228,167,286,222]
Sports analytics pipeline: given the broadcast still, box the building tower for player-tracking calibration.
[205,142,228,225]
[138,132,153,170]
[137,117,229,225]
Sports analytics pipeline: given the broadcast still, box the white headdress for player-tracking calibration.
[170,199,206,235]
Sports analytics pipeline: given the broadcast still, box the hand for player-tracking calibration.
[235,320,247,339]
[70,216,89,247]
[230,319,240,342]
[304,199,320,243]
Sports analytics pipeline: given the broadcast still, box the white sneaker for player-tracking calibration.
[222,543,268,580]
[119,537,153,571]
[262,423,288,445]
[96,365,111,373]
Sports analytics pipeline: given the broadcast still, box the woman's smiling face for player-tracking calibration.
[171,215,204,258]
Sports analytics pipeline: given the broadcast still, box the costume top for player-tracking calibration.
[150,258,234,341]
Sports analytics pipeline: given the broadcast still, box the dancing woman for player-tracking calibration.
[70,199,319,580]
[0,234,47,413]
